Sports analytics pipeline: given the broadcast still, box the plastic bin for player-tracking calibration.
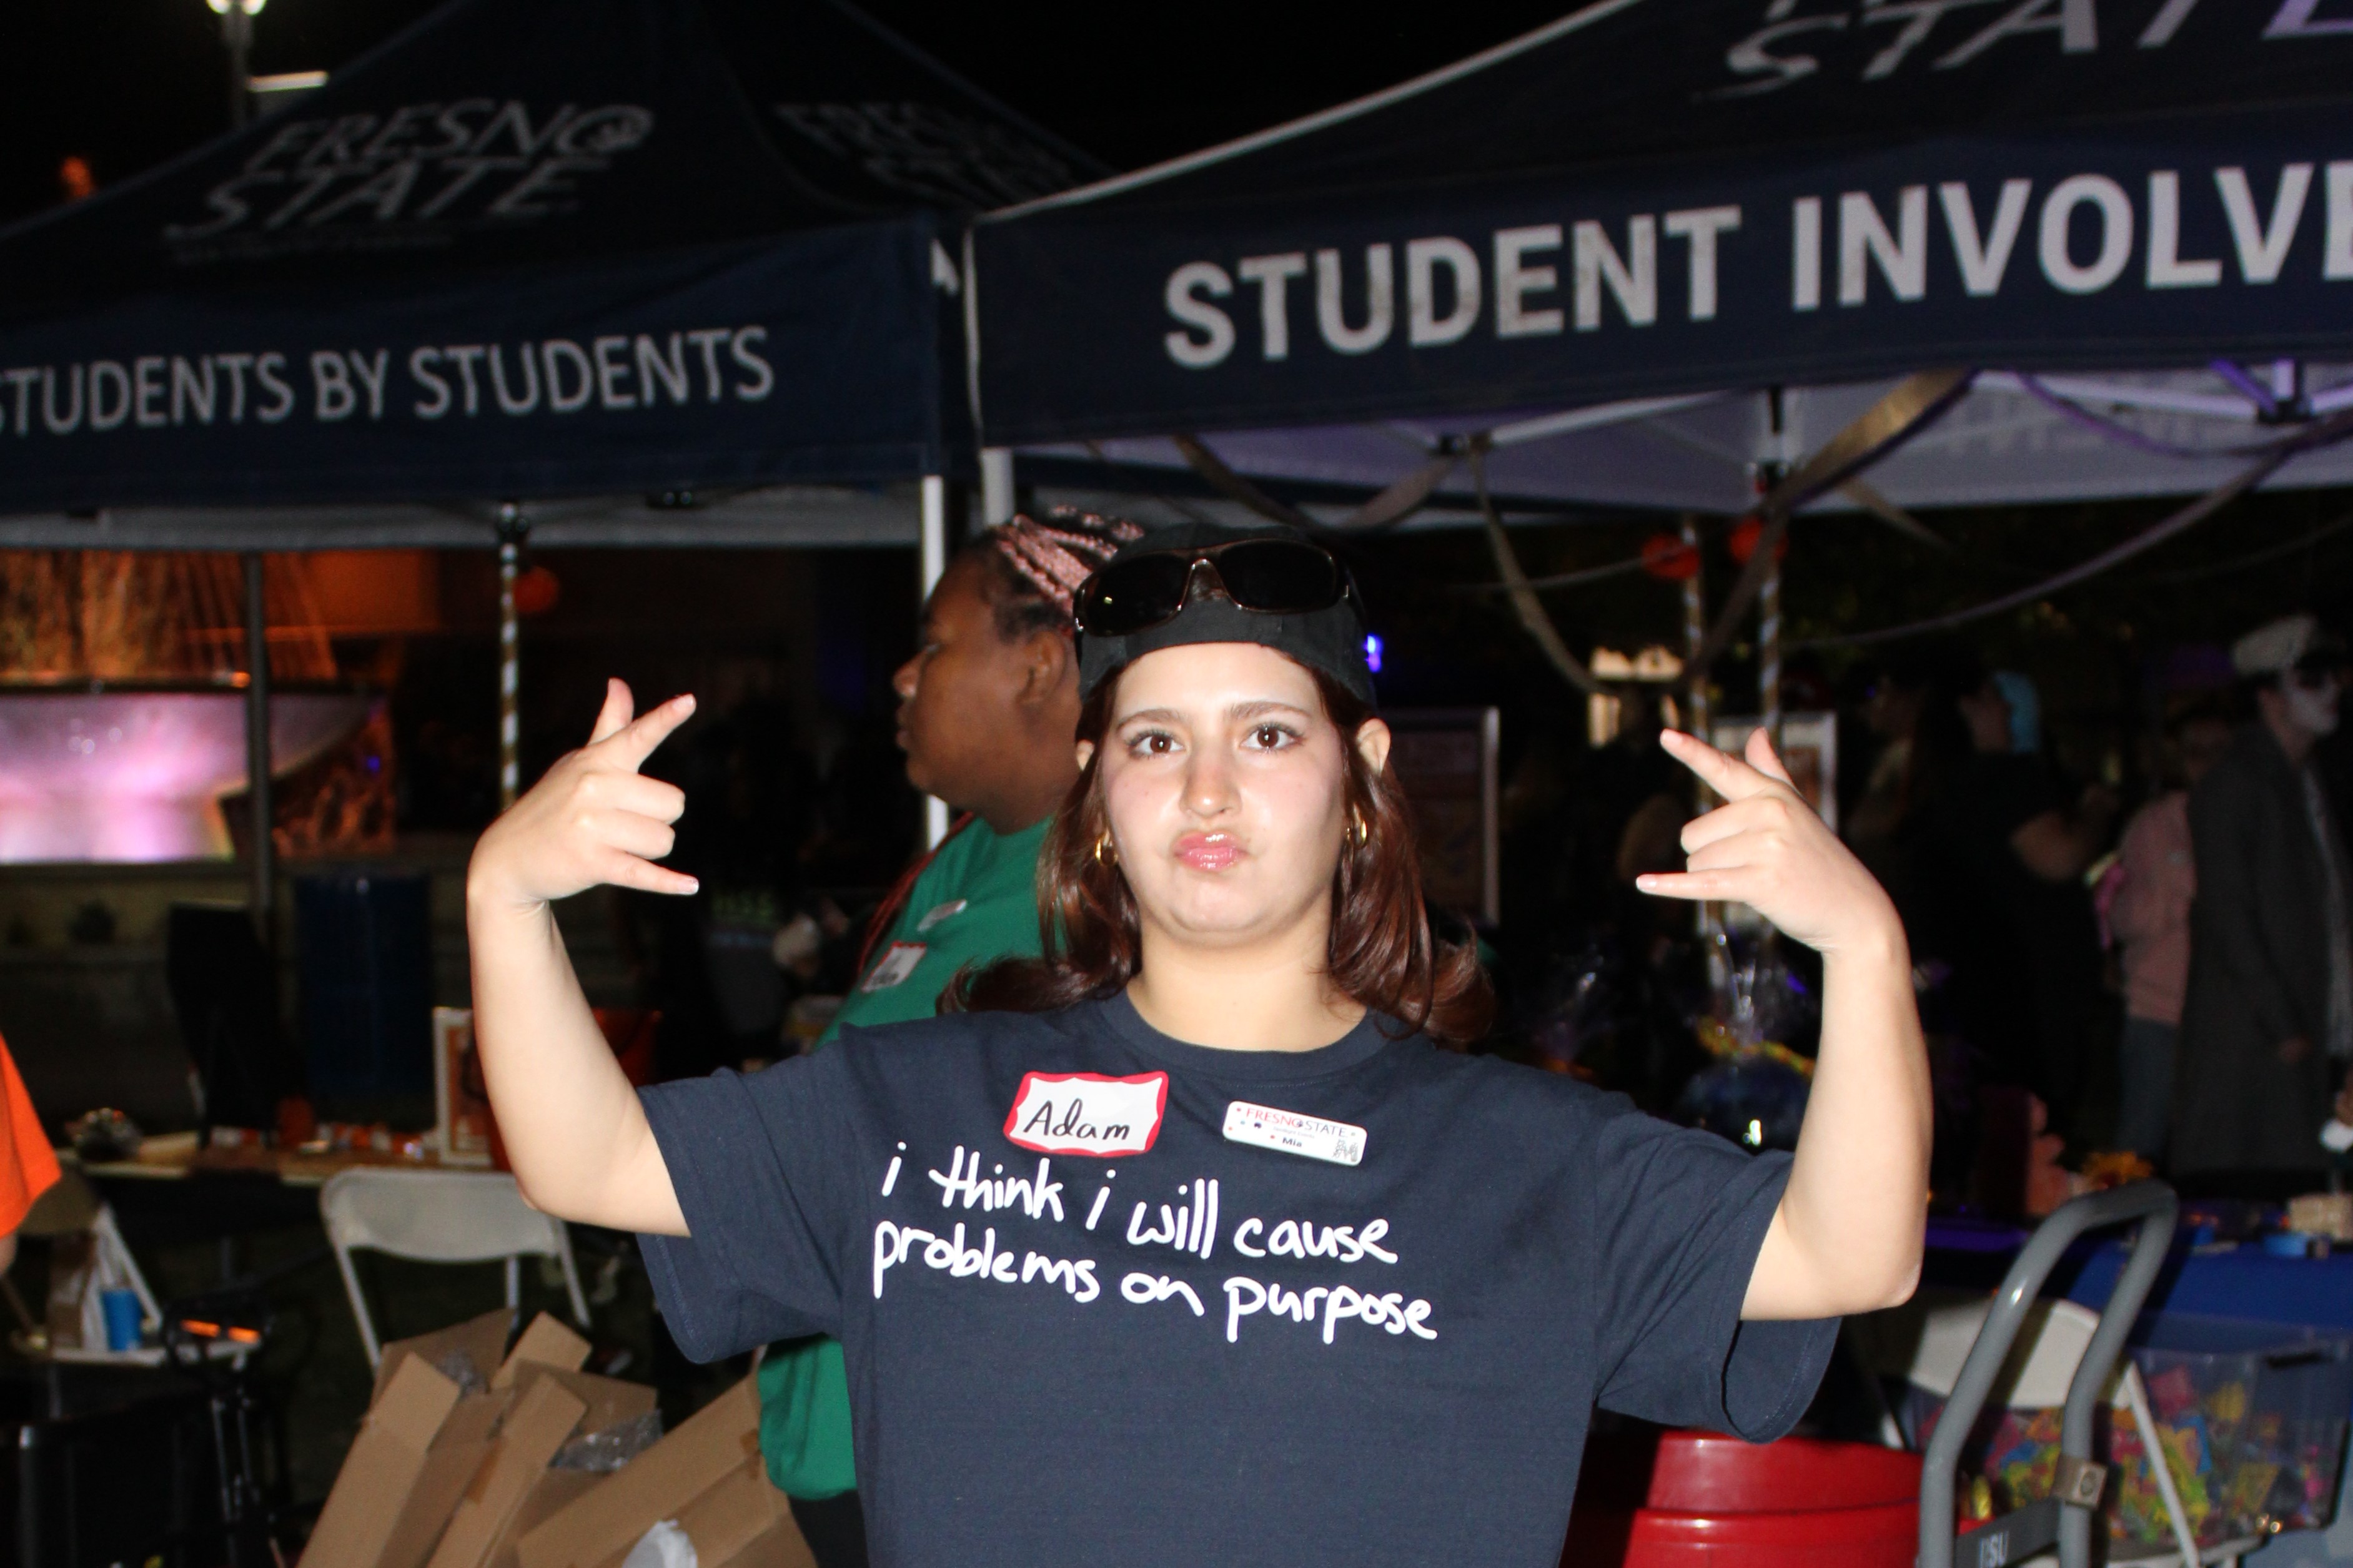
[1906,1314,2352,1552]
[2114,1314,2353,1548]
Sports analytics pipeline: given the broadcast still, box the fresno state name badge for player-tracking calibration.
[1222,1100,1365,1166]
[1004,1072,1167,1158]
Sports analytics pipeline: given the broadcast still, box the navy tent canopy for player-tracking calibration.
[971,0,2353,511]
[0,0,1095,521]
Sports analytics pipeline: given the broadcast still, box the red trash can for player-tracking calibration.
[1566,1431,1921,1567]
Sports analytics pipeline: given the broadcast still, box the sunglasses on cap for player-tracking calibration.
[1072,538,1349,638]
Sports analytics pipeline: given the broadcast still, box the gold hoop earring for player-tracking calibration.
[1348,807,1370,849]
[1092,829,1116,867]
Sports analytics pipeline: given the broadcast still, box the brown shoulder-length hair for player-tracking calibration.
[950,664,1493,1045]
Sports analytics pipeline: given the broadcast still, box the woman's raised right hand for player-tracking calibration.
[467,678,699,912]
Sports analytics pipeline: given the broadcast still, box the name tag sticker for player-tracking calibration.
[859,941,926,993]
[1223,1101,1365,1166]
[1005,1071,1167,1158]
[914,899,966,932]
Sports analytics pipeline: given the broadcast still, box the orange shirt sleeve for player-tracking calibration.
[0,1034,61,1235]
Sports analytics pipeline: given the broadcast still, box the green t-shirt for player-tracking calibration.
[755,816,1048,1498]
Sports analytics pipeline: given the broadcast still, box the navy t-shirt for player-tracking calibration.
[637,994,1835,1567]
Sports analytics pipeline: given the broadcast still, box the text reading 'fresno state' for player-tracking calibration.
[870,1070,1439,1348]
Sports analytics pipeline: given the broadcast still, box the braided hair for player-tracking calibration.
[969,507,1142,641]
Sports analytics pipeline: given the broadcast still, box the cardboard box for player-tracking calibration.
[664,1456,810,1568]
[304,1356,466,1568]
[375,1307,515,1406]
[428,1378,588,1568]
[309,1311,607,1568]
[510,1366,656,1448]
[516,1378,774,1568]
[706,1511,818,1568]
[445,1368,658,1568]
[486,1473,603,1568]
[312,1315,810,1568]
[494,1315,592,1389]
[379,1388,517,1568]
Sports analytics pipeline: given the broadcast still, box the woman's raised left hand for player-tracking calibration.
[1637,728,1902,959]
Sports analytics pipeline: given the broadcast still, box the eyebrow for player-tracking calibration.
[1115,699,1317,726]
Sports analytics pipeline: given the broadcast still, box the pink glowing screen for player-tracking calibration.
[0,692,368,862]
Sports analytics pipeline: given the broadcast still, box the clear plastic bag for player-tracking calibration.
[432,1348,488,1394]
[553,1410,664,1473]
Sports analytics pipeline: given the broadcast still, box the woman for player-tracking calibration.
[1856,649,2110,1133]
[2104,701,2232,1161]
[467,521,1929,1566]
[761,510,1134,1564]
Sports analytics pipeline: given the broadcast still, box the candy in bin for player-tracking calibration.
[2204,1377,2251,1431]
[2108,1413,2217,1547]
[2225,1460,2282,1526]
[1988,1407,2064,1509]
[2301,1444,2339,1524]
[2146,1362,2201,1421]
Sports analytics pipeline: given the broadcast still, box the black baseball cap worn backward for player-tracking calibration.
[1074,521,1376,708]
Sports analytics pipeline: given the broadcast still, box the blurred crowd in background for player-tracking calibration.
[1496,611,2353,1205]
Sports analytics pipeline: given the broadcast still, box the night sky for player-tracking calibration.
[0,0,1572,226]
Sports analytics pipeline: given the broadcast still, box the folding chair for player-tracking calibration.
[319,1168,588,1366]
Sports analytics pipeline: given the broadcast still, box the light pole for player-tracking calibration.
[205,0,267,127]
[209,0,272,945]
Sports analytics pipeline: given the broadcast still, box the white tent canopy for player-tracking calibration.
[1017,364,2353,519]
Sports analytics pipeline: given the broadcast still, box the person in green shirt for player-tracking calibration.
[764,509,1137,1568]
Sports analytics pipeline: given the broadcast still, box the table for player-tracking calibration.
[68,1133,492,1252]
[74,1129,490,1188]
[2061,1243,2353,1334]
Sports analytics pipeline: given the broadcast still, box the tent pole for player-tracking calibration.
[1680,516,1720,947]
[242,551,274,944]
[919,475,949,848]
[223,0,252,128]
[1679,516,1709,746]
[1760,553,1782,748]
[980,448,1015,526]
[498,503,523,813]
[1758,385,1787,749]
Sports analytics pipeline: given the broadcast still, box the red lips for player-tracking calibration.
[1173,831,1242,872]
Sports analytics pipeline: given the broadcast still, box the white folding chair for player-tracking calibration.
[319,1168,589,1367]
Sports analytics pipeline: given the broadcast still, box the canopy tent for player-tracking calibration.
[0,0,1097,540]
[969,0,2353,515]
[0,0,1099,875]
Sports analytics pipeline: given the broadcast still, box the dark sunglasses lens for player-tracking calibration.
[1212,541,1343,613]
[1079,555,1192,636]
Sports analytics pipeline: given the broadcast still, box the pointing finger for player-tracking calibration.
[1744,727,1797,789]
[605,693,697,772]
[1659,727,1775,801]
[588,678,635,746]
